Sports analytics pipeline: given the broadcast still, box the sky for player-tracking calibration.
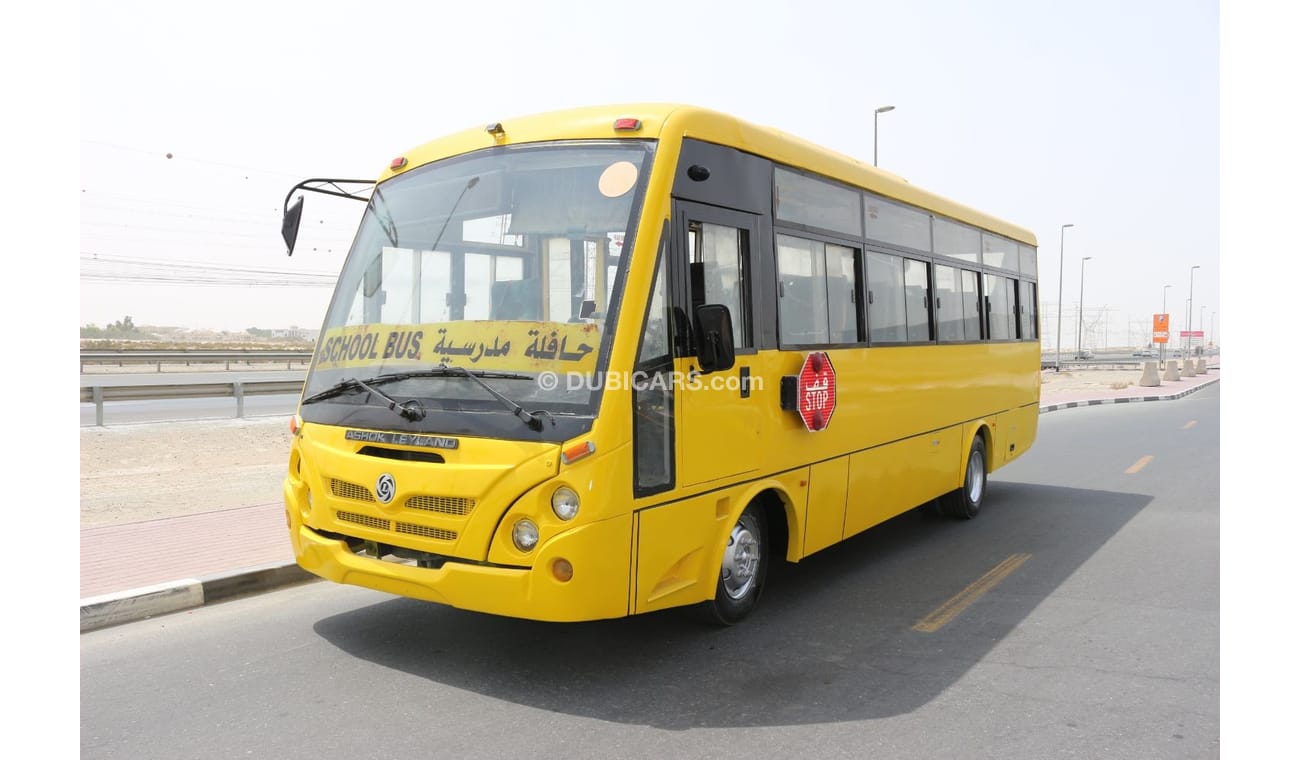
[25,0,1295,752]
[74,0,1222,348]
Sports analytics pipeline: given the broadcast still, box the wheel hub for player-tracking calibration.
[720,519,761,600]
[968,449,985,503]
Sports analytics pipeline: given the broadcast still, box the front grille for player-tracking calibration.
[331,479,374,502]
[336,510,389,531]
[395,522,458,541]
[406,495,475,516]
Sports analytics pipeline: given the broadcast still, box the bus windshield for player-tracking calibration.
[301,140,655,438]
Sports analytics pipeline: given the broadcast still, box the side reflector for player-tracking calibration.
[561,441,595,465]
[552,558,574,582]
[289,414,301,435]
[390,156,408,170]
[613,118,642,131]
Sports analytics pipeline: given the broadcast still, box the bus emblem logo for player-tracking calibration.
[375,473,396,504]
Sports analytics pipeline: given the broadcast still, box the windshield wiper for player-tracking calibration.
[432,362,553,431]
[429,176,479,253]
[367,185,399,247]
[302,366,553,430]
[357,366,552,431]
[301,377,426,421]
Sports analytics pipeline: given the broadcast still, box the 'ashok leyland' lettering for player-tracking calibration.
[344,430,460,449]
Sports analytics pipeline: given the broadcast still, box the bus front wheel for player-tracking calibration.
[697,503,768,625]
[941,434,987,520]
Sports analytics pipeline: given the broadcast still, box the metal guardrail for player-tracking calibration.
[1042,359,1142,370]
[80,349,312,373]
[80,380,304,427]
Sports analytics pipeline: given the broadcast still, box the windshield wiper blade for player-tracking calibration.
[367,185,399,248]
[428,176,479,253]
[430,363,553,431]
[303,367,551,430]
[301,377,426,421]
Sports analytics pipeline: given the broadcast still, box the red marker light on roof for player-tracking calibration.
[613,118,642,132]
[390,156,408,170]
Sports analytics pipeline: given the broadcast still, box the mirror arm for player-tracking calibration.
[281,178,375,215]
[280,178,375,257]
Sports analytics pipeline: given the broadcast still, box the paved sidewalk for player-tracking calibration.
[80,369,1220,632]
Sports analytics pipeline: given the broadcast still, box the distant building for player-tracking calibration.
[270,327,319,342]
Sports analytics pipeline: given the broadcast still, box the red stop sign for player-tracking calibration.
[797,351,836,432]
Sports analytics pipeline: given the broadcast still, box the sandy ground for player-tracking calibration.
[79,368,1148,529]
[80,416,293,529]
[1039,366,1146,393]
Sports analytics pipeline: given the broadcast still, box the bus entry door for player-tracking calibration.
[673,201,761,488]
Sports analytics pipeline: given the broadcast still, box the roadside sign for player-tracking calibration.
[797,351,836,432]
[1153,313,1169,344]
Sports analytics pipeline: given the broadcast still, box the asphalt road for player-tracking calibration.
[80,386,1220,759]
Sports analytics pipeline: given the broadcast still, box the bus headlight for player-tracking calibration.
[551,487,580,521]
[512,519,540,552]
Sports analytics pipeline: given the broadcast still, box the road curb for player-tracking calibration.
[80,561,316,632]
[1039,376,1219,414]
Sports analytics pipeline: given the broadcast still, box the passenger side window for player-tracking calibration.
[866,251,906,343]
[777,235,860,345]
[1018,280,1038,339]
[984,274,1014,340]
[961,270,983,339]
[935,264,965,341]
[867,251,931,344]
[904,258,931,342]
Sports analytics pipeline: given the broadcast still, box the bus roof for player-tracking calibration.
[382,103,1038,247]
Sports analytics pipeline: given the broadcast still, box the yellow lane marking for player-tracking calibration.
[912,553,1031,634]
[1125,455,1154,474]
[1183,420,1198,429]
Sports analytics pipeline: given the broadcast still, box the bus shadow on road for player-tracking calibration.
[313,482,1151,729]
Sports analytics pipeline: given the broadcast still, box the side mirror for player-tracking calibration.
[281,195,304,257]
[694,304,736,373]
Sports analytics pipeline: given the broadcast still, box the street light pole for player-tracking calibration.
[1055,223,1074,368]
[1077,256,1093,355]
[873,105,895,167]
[1187,265,1200,356]
[1161,284,1172,366]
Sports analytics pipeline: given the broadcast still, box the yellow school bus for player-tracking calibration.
[279,104,1040,624]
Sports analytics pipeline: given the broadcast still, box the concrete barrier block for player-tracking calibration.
[1163,361,1182,381]
[1181,359,1197,378]
[1139,361,1161,387]
[1196,358,1207,374]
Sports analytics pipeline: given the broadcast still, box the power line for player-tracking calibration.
[81,139,311,180]
[80,253,337,288]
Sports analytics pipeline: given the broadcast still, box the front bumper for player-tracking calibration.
[286,498,633,622]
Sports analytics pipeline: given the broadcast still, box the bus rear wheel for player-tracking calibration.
[941,434,987,520]
[696,503,768,625]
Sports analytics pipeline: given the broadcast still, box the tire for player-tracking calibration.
[941,434,987,520]
[696,502,768,625]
